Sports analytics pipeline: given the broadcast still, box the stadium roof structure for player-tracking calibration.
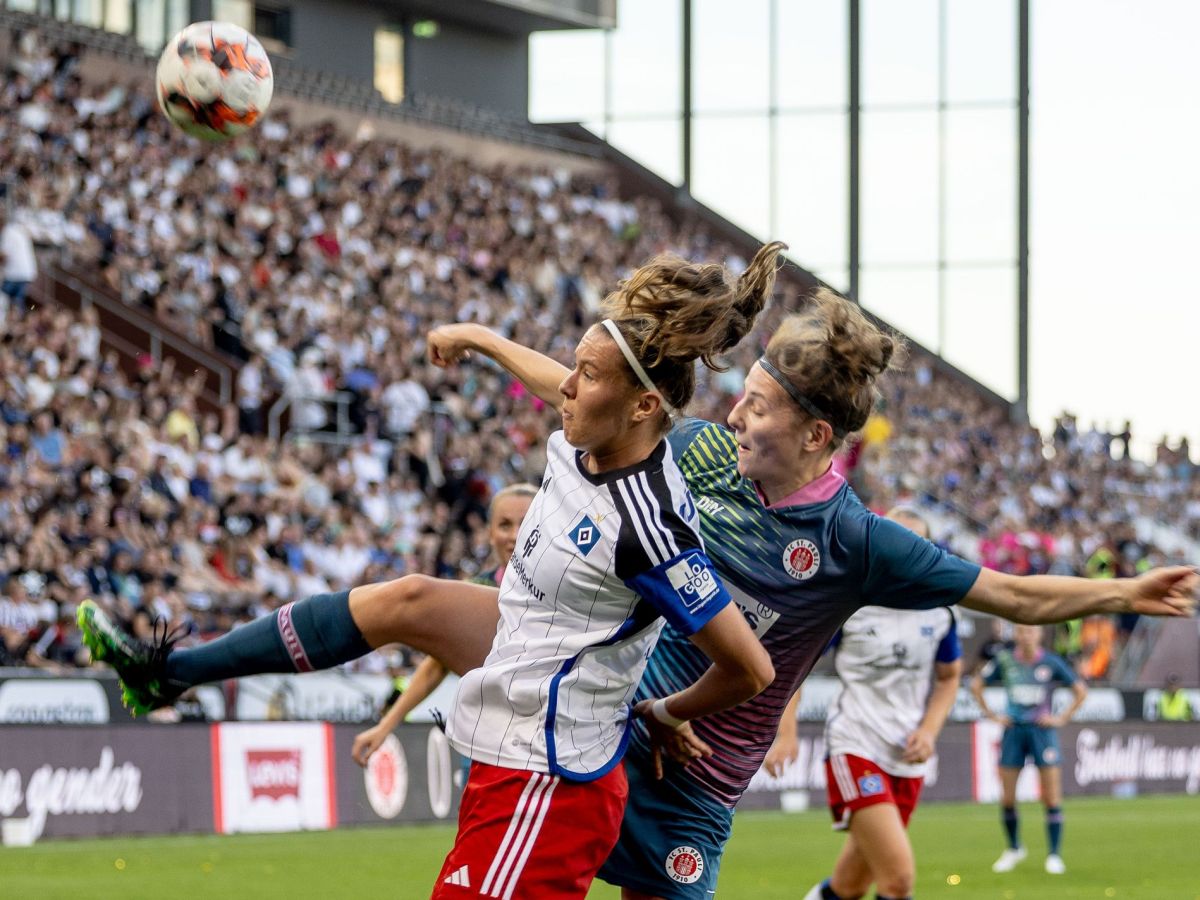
[394,0,616,34]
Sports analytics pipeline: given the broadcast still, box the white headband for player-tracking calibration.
[599,319,675,417]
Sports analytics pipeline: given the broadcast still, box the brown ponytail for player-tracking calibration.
[764,288,903,445]
[600,241,788,413]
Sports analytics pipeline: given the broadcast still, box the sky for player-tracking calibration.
[529,0,1200,460]
[1028,1,1200,457]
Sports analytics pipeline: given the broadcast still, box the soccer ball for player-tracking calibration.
[155,21,274,141]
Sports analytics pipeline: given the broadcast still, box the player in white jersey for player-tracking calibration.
[447,428,719,774]
[421,247,779,899]
[768,509,963,900]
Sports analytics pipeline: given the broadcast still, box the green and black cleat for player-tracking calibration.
[77,600,185,716]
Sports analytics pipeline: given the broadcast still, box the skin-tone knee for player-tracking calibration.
[831,804,915,898]
[346,574,500,676]
[876,871,915,898]
[348,574,433,646]
[830,837,873,898]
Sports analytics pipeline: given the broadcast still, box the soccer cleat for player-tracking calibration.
[77,600,185,716]
[1045,854,1066,875]
[801,881,826,900]
[991,847,1027,873]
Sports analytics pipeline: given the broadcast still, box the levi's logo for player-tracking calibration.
[246,749,301,801]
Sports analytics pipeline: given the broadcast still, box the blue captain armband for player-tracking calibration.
[625,549,731,635]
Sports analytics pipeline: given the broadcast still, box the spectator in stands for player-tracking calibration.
[236,355,266,435]
[1,205,38,321]
[1077,615,1116,680]
[1158,674,1194,722]
[29,410,66,468]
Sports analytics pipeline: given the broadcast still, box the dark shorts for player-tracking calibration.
[598,752,733,899]
[1000,723,1061,768]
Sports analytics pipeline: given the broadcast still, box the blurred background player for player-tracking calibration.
[971,623,1087,875]
[351,482,536,767]
[765,507,962,900]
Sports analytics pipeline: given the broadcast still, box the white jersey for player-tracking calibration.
[447,431,730,781]
[825,605,960,778]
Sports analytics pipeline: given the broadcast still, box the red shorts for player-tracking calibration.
[431,761,628,900]
[825,753,924,830]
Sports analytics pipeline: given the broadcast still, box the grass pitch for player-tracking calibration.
[3,796,1197,899]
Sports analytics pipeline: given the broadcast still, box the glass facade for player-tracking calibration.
[3,0,187,49]
[530,0,1023,401]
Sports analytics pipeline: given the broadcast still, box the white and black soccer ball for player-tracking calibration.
[155,21,274,141]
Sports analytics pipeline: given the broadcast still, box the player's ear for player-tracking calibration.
[631,391,662,424]
[799,418,834,453]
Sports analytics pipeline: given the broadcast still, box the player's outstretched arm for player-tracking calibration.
[903,657,961,764]
[763,688,802,776]
[352,655,450,767]
[960,566,1198,624]
[427,323,568,410]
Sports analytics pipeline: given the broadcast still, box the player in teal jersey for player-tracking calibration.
[971,623,1086,876]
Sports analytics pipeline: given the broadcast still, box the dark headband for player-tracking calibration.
[757,357,848,439]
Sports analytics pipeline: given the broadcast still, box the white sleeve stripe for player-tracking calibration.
[615,477,669,564]
[631,472,672,560]
[619,475,658,560]
[636,470,680,558]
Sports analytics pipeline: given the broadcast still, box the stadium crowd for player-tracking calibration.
[0,31,1195,680]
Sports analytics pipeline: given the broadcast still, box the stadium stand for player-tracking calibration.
[0,22,1195,686]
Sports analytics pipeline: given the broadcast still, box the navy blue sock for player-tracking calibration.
[1002,805,1020,849]
[166,591,372,688]
[818,879,867,900]
[875,895,911,900]
[1046,805,1063,855]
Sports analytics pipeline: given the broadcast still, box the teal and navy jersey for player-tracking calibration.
[630,418,981,808]
[981,647,1077,724]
